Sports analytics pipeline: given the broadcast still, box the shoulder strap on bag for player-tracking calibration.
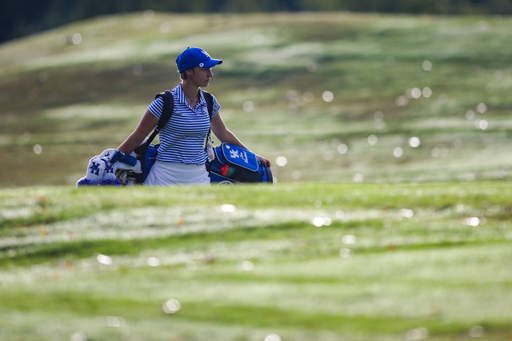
[147,90,174,144]
[203,91,214,148]
[203,91,214,119]
[135,90,173,157]
[132,90,173,184]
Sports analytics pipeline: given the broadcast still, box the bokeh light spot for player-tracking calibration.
[368,134,378,145]
[476,103,487,114]
[340,248,352,258]
[477,119,488,130]
[286,90,298,101]
[303,91,314,102]
[143,10,154,20]
[241,260,254,271]
[406,327,428,340]
[147,257,160,267]
[467,217,480,227]
[322,91,334,102]
[106,316,126,328]
[72,33,82,45]
[71,332,88,341]
[468,325,485,338]
[422,87,432,98]
[411,88,422,99]
[264,334,282,341]
[396,96,408,106]
[243,101,255,112]
[409,137,421,148]
[97,254,113,265]
[33,144,43,155]
[276,156,288,167]
[393,147,403,158]
[342,235,356,244]
[400,209,414,219]
[324,151,334,160]
[163,299,181,314]
[220,204,237,213]
[374,111,384,121]
[312,217,325,227]
[337,144,348,154]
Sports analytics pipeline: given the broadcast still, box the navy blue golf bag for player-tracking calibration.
[207,143,273,184]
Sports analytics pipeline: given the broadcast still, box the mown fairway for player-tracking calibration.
[1,12,512,186]
[1,183,512,340]
[1,11,512,341]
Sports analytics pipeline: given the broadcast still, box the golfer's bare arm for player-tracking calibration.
[117,109,158,154]
[211,112,249,150]
[211,112,271,167]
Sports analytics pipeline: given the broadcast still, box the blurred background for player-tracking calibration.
[2,4,512,341]
[1,0,512,187]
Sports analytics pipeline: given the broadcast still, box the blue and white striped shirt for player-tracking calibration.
[148,84,220,165]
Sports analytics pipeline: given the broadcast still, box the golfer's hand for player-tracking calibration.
[257,155,271,167]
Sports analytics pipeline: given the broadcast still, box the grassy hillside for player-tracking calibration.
[1,12,512,186]
[1,183,512,340]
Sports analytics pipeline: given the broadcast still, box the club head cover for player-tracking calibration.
[86,156,106,184]
[101,158,118,180]
[76,176,96,187]
[99,149,116,160]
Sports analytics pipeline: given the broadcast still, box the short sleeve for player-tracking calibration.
[210,94,221,118]
[148,97,164,119]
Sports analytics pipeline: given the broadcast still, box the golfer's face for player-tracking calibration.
[190,67,213,87]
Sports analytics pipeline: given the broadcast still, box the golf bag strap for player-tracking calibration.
[134,90,173,165]
[203,91,214,119]
[148,90,174,144]
[203,91,214,148]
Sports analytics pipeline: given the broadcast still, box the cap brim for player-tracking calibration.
[202,59,223,68]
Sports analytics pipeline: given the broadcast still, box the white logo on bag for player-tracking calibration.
[230,150,239,159]
[229,149,249,164]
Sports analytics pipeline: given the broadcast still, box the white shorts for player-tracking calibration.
[144,160,210,186]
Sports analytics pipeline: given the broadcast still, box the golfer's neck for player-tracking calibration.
[181,80,200,97]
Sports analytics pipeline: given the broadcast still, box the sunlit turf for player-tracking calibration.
[0,183,511,340]
[1,13,512,186]
[2,11,512,341]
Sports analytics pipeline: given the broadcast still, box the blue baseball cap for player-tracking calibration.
[176,47,223,73]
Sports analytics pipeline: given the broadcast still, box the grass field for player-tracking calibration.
[1,11,512,341]
[1,183,512,340]
[1,12,512,186]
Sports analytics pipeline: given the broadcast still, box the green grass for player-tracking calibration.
[2,11,512,341]
[1,183,512,340]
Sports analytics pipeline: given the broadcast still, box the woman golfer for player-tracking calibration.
[115,47,270,186]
